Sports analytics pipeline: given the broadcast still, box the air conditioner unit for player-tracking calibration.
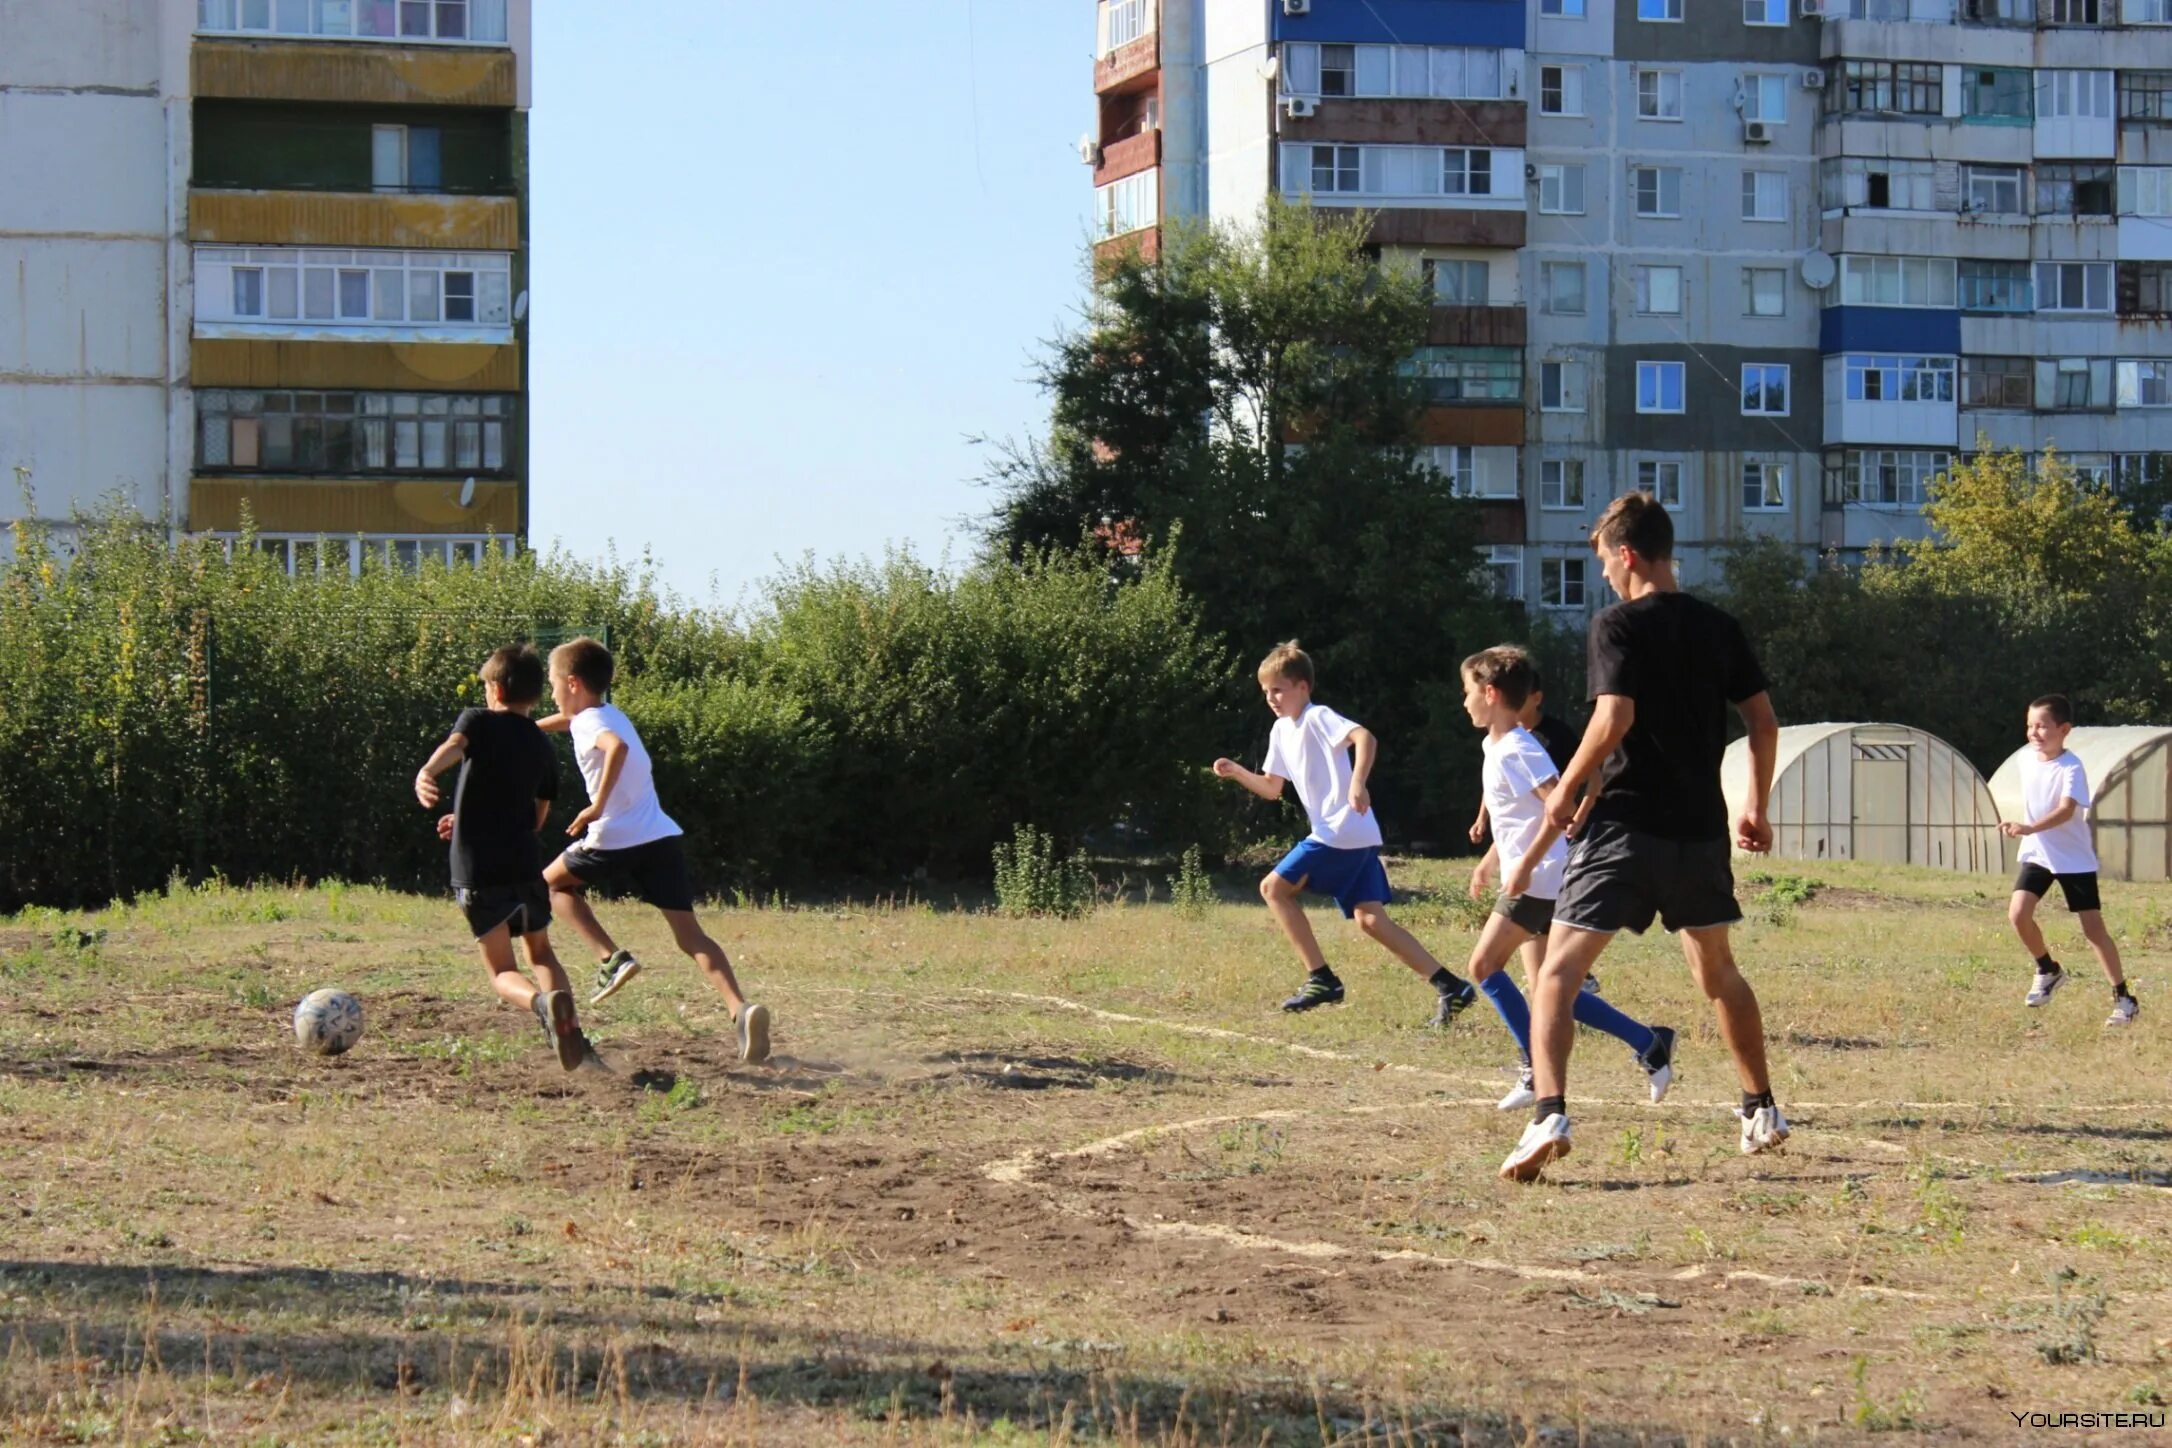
[1798,0,1823,16]
[1077,134,1101,165]
[1800,68,1826,89]
[1284,0,1311,13]
[1284,95,1318,118]
[1745,120,1773,143]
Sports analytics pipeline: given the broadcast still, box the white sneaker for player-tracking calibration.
[1497,1065,1536,1112]
[1738,1104,1791,1156]
[1640,1025,1677,1105]
[2106,992,2139,1027]
[2026,967,2066,1008]
[736,1002,772,1064]
[1499,1113,1572,1182]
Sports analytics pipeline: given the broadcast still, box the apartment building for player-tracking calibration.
[0,0,532,572]
[1086,0,2172,615]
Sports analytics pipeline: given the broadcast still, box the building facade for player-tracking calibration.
[1087,0,2172,615]
[0,0,533,572]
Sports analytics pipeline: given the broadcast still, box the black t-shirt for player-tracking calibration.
[449,707,558,889]
[1532,714,1578,774]
[1585,592,1769,842]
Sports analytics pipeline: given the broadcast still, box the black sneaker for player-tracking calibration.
[1281,969,1345,1012]
[1582,973,1601,996]
[1639,1025,1677,1104]
[1429,978,1479,1028]
[532,989,583,1071]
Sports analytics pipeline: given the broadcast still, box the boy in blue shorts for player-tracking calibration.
[1213,640,1478,1022]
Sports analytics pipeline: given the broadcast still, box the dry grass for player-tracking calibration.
[1,858,2169,1444]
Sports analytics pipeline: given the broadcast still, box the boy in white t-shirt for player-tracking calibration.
[1213,641,1478,1021]
[1999,693,2135,1025]
[538,637,773,1062]
[1460,648,1678,1109]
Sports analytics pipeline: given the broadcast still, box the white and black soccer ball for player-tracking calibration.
[293,989,364,1057]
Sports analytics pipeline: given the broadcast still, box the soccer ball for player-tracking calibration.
[293,989,364,1057]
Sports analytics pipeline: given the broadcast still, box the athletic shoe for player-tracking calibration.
[736,1002,772,1064]
[1499,1113,1572,1182]
[1496,1064,1536,1112]
[1738,1104,1791,1156]
[2025,965,2066,1008]
[1582,974,1601,995]
[573,1031,612,1074]
[591,949,642,1005]
[532,989,583,1072]
[1428,978,1479,1029]
[2106,992,2139,1027]
[1281,970,1345,1012]
[1639,1025,1677,1105]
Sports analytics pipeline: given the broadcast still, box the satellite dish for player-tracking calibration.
[1256,54,1280,82]
[1800,251,1836,290]
[458,476,476,507]
[511,290,529,322]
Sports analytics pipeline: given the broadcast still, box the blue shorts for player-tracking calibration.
[1273,840,1391,918]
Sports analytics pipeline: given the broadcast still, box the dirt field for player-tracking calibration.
[2,859,2169,1444]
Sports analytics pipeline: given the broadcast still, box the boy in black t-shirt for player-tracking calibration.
[415,644,591,1072]
[1499,494,1790,1182]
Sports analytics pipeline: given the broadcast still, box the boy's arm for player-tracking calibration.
[533,712,574,734]
[1469,799,1490,845]
[566,728,628,836]
[534,799,551,833]
[1212,757,1288,802]
[1546,697,1634,834]
[2007,798,2081,836]
[1500,778,1566,897]
[414,733,467,808]
[1468,843,1498,900]
[1735,691,1779,853]
[1346,726,1377,814]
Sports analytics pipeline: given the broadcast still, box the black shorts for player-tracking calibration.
[558,834,696,912]
[1492,893,1556,935]
[2014,864,2101,914]
[457,879,552,941]
[1553,819,1742,935]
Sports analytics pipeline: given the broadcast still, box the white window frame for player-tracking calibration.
[1540,457,1587,510]
[1965,165,2024,215]
[1638,0,1685,20]
[1743,267,1786,317]
[1741,170,1788,222]
[2119,167,2172,217]
[1485,545,1525,601]
[1744,0,1788,21]
[1741,363,1791,416]
[1541,260,1587,315]
[195,0,508,43]
[1635,265,1684,315]
[1637,458,1685,506]
[1636,360,1686,414]
[1742,461,1789,513]
[1541,557,1589,610]
[1840,449,1948,506]
[2128,0,2172,21]
[1540,65,1586,116]
[1633,166,1683,219]
[1304,145,1362,196]
[1423,446,1519,498]
[2037,70,2114,121]
[1541,360,1588,412]
[1538,163,1586,215]
[1743,74,1786,124]
[1426,257,1491,305]
[1838,255,1958,308]
[1096,169,1161,237]
[1845,354,1957,403]
[1638,69,1685,120]
[2117,360,2172,407]
[195,246,511,331]
[1283,144,1512,202]
[2035,262,2112,313]
[1281,42,1507,101]
[1543,0,1589,12]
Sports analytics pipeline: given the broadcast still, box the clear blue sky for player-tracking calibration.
[526,4,1096,607]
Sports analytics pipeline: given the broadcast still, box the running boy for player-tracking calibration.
[414,644,590,1071]
[1213,641,1478,1023]
[538,637,773,1063]
[1500,493,1789,1182]
[2000,694,2136,1025]
[1459,646,1676,1111]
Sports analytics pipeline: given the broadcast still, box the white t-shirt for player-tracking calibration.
[1261,703,1383,850]
[568,703,681,851]
[1483,726,1568,900]
[2016,748,2096,874]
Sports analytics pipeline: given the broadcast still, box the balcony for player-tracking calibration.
[195,0,510,46]
[1093,128,1161,188]
[1281,97,1527,150]
[193,37,514,107]
[1094,0,1158,95]
[188,476,519,535]
[1426,305,1527,347]
[195,246,515,342]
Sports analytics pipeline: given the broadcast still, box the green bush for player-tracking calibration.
[1168,845,1216,917]
[991,824,1094,919]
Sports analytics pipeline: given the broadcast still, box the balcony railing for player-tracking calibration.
[196,0,509,45]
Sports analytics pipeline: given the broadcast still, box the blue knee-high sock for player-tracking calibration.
[1477,972,1532,1060]
[1572,989,1656,1057]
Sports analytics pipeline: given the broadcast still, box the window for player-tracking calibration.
[1441,148,1493,196]
[2049,0,2103,21]
[1745,0,1788,22]
[1958,260,2032,311]
[1840,450,1948,505]
[1633,166,1682,218]
[1102,0,1151,51]
[1838,255,1958,307]
[1741,171,1787,221]
[198,389,509,475]
[1285,144,1508,201]
[1425,258,1490,304]
[2036,163,2114,217]
[1844,354,1956,402]
[196,246,511,329]
[1539,163,1586,214]
[1638,70,1684,120]
[1636,265,1683,315]
[1542,0,1588,13]
[1428,446,1476,492]
[232,267,263,317]
[1742,461,1788,512]
[2037,262,2111,311]
[1822,157,1937,211]
[2121,71,2172,121]
[1961,355,2032,407]
[1637,360,1685,413]
[1541,557,1588,610]
[1402,347,1522,402]
[1485,546,1524,602]
[2116,454,2172,498]
[1964,165,2024,214]
[2036,356,2113,408]
[196,0,508,42]
[1541,458,1587,509]
[2119,167,2172,215]
[1836,61,1943,115]
[1637,459,1684,506]
[1096,170,1159,236]
[1743,267,1786,316]
[1283,42,1507,100]
[1967,0,2033,19]
[1541,360,1587,411]
[1424,446,1518,497]
[2131,0,2172,21]
[1741,363,1790,415]
[370,124,441,191]
[1638,0,1684,19]
[1320,43,1356,96]
[2036,70,2114,120]
[2129,262,2172,315]
[1540,65,1584,115]
[1308,145,1361,194]
[1743,74,1786,124]
[1964,67,2032,119]
[2117,360,2172,406]
[1541,261,1587,315]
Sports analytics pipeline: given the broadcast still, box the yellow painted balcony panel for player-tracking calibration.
[192,337,519,391]
[189,190,520,251]
[192,39,515,107]
[189,477,520,535]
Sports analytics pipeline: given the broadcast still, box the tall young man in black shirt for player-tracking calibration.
[1499,494,1788,1182]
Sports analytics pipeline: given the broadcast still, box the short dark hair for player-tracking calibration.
[1257,639,1314,688]
[480,644,545,706]
[1493,643,1543,697]
[2029,693,2073,726]
[1591,491,1675,562]
[550,636,614,695]
[1461,646,1536,710]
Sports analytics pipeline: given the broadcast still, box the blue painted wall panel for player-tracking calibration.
[1274,0,1526,52]
[1819,307,1961,356]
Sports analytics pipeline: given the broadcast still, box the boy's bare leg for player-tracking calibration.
[544,857,620,963]
[1679,926,1771,1095]
[519,929,574,998]
[1260,872,1330,972]
[1529,926,1611,1098]
[2008,890,2051,962]
[660,908,748,1016]
[476,926,539,1010]
[1466,912,1534,983]
[1517,936,1545,991]
[1350,901,1444,980]
[2076,910,2126,986]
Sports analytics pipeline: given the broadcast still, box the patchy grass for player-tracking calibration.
[1,857,2169,1443]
